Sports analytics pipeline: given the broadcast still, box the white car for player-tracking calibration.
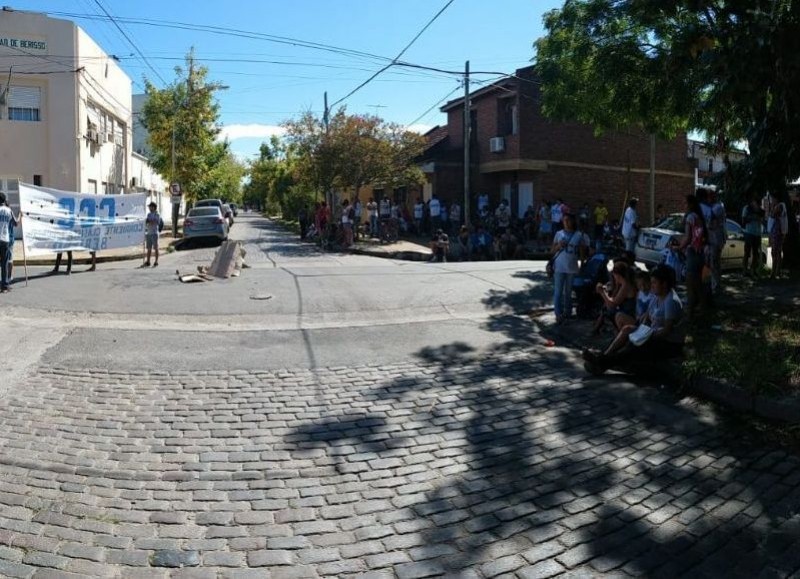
[635,213,767,270]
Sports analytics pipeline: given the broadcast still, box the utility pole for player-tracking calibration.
[463,60,470,226]
[323,91,330,205]
[649,133,656,224]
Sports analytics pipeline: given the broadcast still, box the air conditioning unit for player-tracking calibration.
[105,132,114,143]
[87,128,98,143]
[489,136,506,153]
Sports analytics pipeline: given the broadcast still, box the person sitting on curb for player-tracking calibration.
[584,264,684,370]
[429,229,450,263]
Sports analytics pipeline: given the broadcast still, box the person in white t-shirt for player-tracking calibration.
[621,198,640,252]
[429,195,442,231]
[413,198,425,235]
[551,213,590,324]
[495,200,511,233]
[0,192,19,292]
[550,200,563,233]
[449,202,461,232]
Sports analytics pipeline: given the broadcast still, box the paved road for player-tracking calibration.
[1,215,799,578]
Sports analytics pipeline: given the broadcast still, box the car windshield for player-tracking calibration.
[654,215,684,233]
[188,208,220,217]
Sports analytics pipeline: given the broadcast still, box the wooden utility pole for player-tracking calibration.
[463,61,470,226]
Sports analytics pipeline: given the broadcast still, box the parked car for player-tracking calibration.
[229,203,239,217]
[183,206,229,243]
[221,203,235,228]
[635,213,767,270]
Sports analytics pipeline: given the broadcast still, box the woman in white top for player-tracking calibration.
[551,213,589,324]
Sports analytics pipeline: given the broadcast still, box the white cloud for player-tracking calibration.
[405,123,434,134]
[218,123,286,142]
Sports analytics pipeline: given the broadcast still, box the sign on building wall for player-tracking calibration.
[19,183,146,256]
[0,36,47,51]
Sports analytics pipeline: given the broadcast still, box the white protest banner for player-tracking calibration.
[19,183,147,256]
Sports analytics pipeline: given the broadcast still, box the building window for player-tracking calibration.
[88,179,98,194]
[7,86,42,122]
[707,158,714,173]
[33,175,42,186]
[498,100,518,136]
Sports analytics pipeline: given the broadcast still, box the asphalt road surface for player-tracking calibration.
[1,215,799,578]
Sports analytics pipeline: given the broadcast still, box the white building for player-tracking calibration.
[0,8,165,210]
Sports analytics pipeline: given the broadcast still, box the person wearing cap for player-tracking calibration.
[144,201,163,267]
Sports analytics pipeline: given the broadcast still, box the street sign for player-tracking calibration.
[170,182,181,194]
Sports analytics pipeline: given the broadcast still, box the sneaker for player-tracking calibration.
[152,262,159,268]
[143,261,151,267]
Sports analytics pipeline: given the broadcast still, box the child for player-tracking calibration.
[660,239,685,283]
[635,270,653,321]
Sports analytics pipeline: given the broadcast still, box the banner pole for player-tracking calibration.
[21,223,29,287]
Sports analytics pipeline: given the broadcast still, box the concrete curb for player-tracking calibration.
[349,246,432,262]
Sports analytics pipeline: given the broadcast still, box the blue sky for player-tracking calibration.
[14,0,562,159]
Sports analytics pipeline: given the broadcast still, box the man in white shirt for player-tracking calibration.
[621,198,640,252]
[429,195,441,231]
[413,198,425,235]
[495,200,511,234]
[551,199,564,233]
[366,198,378,237]
[0,192,19,292]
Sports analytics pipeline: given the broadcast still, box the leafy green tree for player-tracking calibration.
[535,0,800,262]
[139,51,226,204]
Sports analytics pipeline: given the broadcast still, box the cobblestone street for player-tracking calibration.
[2,344,800,578]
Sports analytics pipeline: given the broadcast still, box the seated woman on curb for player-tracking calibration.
[592,261,637,335]
[584,264,684,369]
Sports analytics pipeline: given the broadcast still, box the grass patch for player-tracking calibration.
[684,305,800,398]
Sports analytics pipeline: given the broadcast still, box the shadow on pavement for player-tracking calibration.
[282,267,800,576]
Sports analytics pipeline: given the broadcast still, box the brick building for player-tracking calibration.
[419,65,696,224]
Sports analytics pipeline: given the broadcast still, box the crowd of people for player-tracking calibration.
[576,186,793,373]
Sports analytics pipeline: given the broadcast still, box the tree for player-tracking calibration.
[243,136,302,215]
[535,0,800,263]
[139,51,226,205]
[283,108,426,203]
[196,142,246,204]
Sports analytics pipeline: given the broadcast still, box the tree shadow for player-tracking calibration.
[280,268,800,575]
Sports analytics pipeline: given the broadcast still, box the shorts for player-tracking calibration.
[146,233,159,250]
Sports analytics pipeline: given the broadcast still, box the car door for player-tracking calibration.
[722,219,744,269]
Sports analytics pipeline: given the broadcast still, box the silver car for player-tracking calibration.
[635,213,766,270]
[183,207,229,242]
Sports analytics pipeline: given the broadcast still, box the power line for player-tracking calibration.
[406,85,461,127]
[330,0,456,108]
[91,0,167,85]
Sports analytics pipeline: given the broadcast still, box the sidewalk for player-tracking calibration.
[11,232,178,266]
[349,236,433,261]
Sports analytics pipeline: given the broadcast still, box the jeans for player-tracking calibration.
[370,216,378,236]
[553,272,575,320]
[0,241,9,289]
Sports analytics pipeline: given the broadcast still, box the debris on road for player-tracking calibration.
[176,241,247,283]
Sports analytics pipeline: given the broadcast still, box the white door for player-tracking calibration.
[518,182,533,218]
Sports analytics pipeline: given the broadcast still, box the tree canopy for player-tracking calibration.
[140,51,241,203]
[535,0,800,198]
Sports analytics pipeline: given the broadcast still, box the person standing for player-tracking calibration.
[578,203,591,234]
[550,199,564,234]
[340,199,354,247]
[593,198,609,251]
[144,201,162,267]
[366,197,378,237]
[768,191,789,279]
[353,198,362,241]
[413,198,424,235]
[679,194,707,317]
[495,200,511,234]
[741,195,764,275]
[298,205,309,240]
[538,200,553,248]
[449,201,461,233]
[551,213,589,324]
[621,198,640,253]
[0,192,18,293]
[429,194,442,232]
[478,192,489,214]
